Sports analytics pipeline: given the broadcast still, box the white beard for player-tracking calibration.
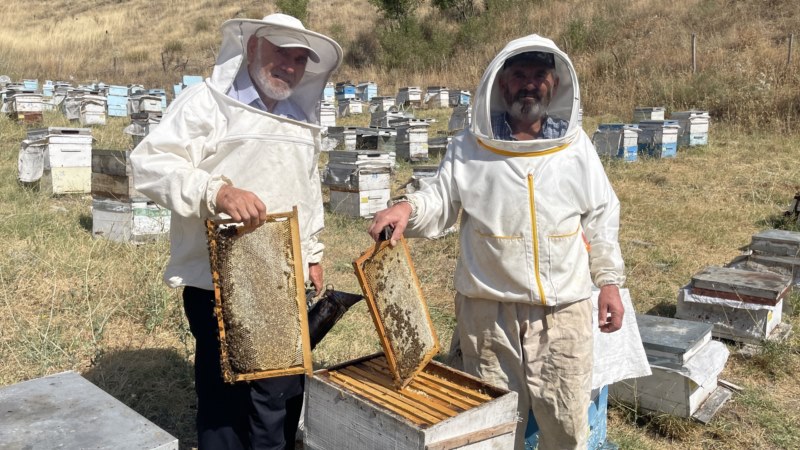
[249,45,293,102]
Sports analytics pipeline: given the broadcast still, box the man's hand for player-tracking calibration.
[215,184,267,229]
[367,202,412,246]
[598,284,624,333]
[309,263,323,296]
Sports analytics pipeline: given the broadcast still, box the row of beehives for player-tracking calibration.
[592,107,710,161]
[16,126,170,244]
[0,74,206,124]
[326,81,471,109]
[612,228,799,422]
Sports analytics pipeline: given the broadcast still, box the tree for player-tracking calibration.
[369,0,423,21]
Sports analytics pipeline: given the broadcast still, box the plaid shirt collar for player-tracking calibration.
[490,112,568,141]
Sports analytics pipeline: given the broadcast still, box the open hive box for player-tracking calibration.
[206,207,312,383]
[305,238,518,450]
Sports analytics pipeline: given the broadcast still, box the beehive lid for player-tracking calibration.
[751,229,800,256]
[636,314,712,364]
[206,207,312,383]
[354,238,440,389]
[690,266,791,306]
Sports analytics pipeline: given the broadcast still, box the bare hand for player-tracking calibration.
[598,284,624,333]
[309,263,323,296]
[368,202,412,246]
[215,184,267,229]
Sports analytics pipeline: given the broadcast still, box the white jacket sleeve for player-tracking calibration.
[404,143,462,238]
[581,146,626,287]
[130,92,226,219]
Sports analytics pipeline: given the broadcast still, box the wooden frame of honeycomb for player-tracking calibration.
[207,206,312,383]
[354,238,440,389]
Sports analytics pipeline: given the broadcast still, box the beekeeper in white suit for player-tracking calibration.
[369,35,626,450]
[131,13,341,450]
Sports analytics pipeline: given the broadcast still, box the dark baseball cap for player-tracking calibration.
[503,51,556,69]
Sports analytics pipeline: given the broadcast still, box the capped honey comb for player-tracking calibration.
[354,238,440,389]
[207,207,312,383]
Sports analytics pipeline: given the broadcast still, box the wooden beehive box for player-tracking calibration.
[636,314,713,364]
[306,354,517,450]
[726,253,800,286]
[305,238,519,449]
[690,266,791,306]
[610,321,730,420]
[92,198,170,244]
[750,228,800,257]
[91,149,149,202]
[676,287,784,344]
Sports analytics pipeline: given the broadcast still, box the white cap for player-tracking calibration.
[255,26,321,63]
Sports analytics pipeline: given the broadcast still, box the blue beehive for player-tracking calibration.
[525,386,613,450]
[182,75,203,88]
[356,81,378,101]
[322,82,335,102]
[449,89,471,107]
[173,83,183,98]
[23,79,38,91]
[108,85,128,97]
[107,85,129,117]
[42,80,54,97]
[335,81,355,101]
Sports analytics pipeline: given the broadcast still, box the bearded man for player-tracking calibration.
[369,36,626,450]
[131,13,342,450]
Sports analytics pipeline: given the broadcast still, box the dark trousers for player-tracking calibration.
[183,286,304,450]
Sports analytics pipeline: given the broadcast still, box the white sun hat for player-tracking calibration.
[211,13,343,124]
[221,13,341,74]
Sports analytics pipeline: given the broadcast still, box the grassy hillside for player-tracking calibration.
[1,1,800,449]
[1,0,799,129]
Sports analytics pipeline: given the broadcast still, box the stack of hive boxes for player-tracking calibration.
[676,262,792,344]
[18,127,93,195]
[323,150,392,218]
[106,85,128,117]
[91,149,170,243]
[394,118,430,161]
[79,92,107,126]
[424,86,449,108]
[6,88,43,123]
[610,314,731,422]
[396,86,422,107]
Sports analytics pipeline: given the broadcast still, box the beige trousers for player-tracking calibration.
[453,294,593,450]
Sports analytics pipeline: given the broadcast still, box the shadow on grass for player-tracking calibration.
[645,301,676,317]
[83,348,196,450]
[78,213,92,233]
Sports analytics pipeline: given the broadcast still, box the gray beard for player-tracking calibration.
[508,98,545,123]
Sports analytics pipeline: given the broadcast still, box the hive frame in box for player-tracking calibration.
[354,238,440,389]
[207,206,312,383]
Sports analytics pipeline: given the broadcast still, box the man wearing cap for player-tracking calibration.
[131,13,342,450]
[369,35,625,449]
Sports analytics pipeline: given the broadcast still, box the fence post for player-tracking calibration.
[692,33,697,73]
[788,33,794,66]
